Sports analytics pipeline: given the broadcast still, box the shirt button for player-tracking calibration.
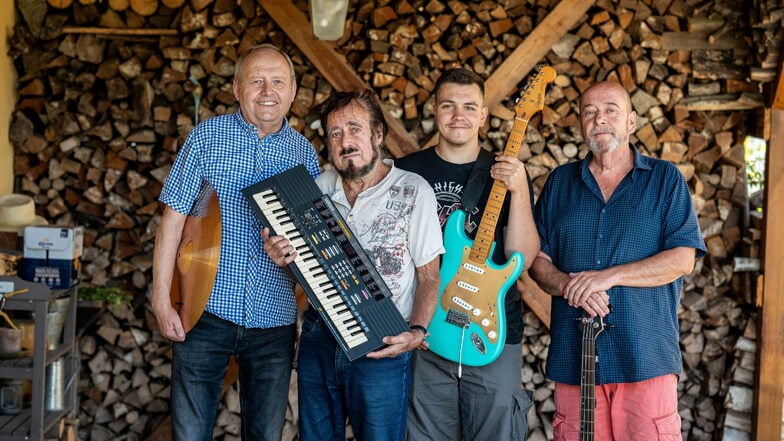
[596,260,601,265]
[598,234,603,239]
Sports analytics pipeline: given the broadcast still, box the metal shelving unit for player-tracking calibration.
[0,277,77,440]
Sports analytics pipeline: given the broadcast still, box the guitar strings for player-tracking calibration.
[458,325,466,378]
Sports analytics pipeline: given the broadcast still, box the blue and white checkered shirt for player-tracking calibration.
[535,144,706,385]
[160,112,320,328]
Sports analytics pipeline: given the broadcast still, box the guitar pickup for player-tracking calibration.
[451,296,473,311]
[456,281,478,292]
[462,262,485,275]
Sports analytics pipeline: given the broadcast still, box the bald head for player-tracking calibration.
[580,81,633,116]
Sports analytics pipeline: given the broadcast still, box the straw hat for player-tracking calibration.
[0,194,48,234]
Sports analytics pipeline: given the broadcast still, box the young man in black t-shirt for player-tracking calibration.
[396,68,539,441]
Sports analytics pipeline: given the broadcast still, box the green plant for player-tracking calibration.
[78,287,132,306]
[744,135,766,196]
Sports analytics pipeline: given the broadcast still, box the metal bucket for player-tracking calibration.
[45,356,78,411]
[32,297,70,350]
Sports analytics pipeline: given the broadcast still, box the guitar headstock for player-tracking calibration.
[514,66,557,122]
[580,315,606,340]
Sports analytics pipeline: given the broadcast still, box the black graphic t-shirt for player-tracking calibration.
[396,146,528,344]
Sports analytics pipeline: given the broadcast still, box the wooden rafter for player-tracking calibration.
[771,46,784,109]
[258,0,419,157]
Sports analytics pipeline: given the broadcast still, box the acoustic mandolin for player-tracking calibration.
[169,187,221,332]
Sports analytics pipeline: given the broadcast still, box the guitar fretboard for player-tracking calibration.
[469,66,555,264]
[579,316,602,441]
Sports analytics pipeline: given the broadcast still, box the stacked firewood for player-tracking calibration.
[0,248,21,276]
[6,0,777,440]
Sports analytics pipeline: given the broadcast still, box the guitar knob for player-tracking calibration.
[488,330,497,340]
[481,318,490,327]
[472,308,480,316]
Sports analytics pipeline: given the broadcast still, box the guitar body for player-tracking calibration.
[426,210,523,366]
[170,190,221,333]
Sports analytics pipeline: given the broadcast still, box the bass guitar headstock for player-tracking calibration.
[580,315,606,341]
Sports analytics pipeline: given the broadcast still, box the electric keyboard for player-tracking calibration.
[242,165,410,361]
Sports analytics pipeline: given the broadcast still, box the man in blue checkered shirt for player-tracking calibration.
[530,81,706,441]
[151,44,320,441]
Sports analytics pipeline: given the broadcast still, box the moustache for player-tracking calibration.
[590,127,616,136]
[340,147,359,156]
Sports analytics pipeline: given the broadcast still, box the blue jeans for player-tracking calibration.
[297,310,412,441]
[171,312,296,441]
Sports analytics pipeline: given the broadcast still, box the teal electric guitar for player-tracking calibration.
[426,66,556,366]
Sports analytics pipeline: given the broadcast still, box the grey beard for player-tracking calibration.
[588,136,621,154]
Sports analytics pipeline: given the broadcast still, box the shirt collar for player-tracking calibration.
[234,110,291,139]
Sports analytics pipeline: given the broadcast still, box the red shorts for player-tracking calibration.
[552,374,682,441]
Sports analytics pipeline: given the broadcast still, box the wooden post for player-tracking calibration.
[756,108,784,441]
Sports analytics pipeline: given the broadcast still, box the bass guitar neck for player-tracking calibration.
[579,314,605,441]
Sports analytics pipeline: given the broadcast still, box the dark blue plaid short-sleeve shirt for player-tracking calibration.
[534,144,706,385]
[160,112,320,328]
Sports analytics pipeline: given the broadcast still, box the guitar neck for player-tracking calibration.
[580,333,596,441]
[579,314,606,441]
[469,65,555,263]
[469,117,529,263]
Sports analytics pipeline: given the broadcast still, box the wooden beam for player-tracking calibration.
[771,45,784,109]
[659,31,748,51]
[755,108,784,441]
[423,0,596,148]
[61,26,178,35]
[518,274,550,328]
[258,0,419,157]
[484,0,594,113]
[681,92,765,111]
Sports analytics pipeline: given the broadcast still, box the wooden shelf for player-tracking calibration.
[0,277,78,441]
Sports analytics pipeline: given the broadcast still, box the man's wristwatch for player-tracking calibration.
[409,324,428,337]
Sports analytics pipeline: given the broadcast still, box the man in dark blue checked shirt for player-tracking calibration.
[530,81,706,441]
[152,44,320,441]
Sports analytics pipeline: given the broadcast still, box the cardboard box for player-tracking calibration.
[20,226,83,289]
